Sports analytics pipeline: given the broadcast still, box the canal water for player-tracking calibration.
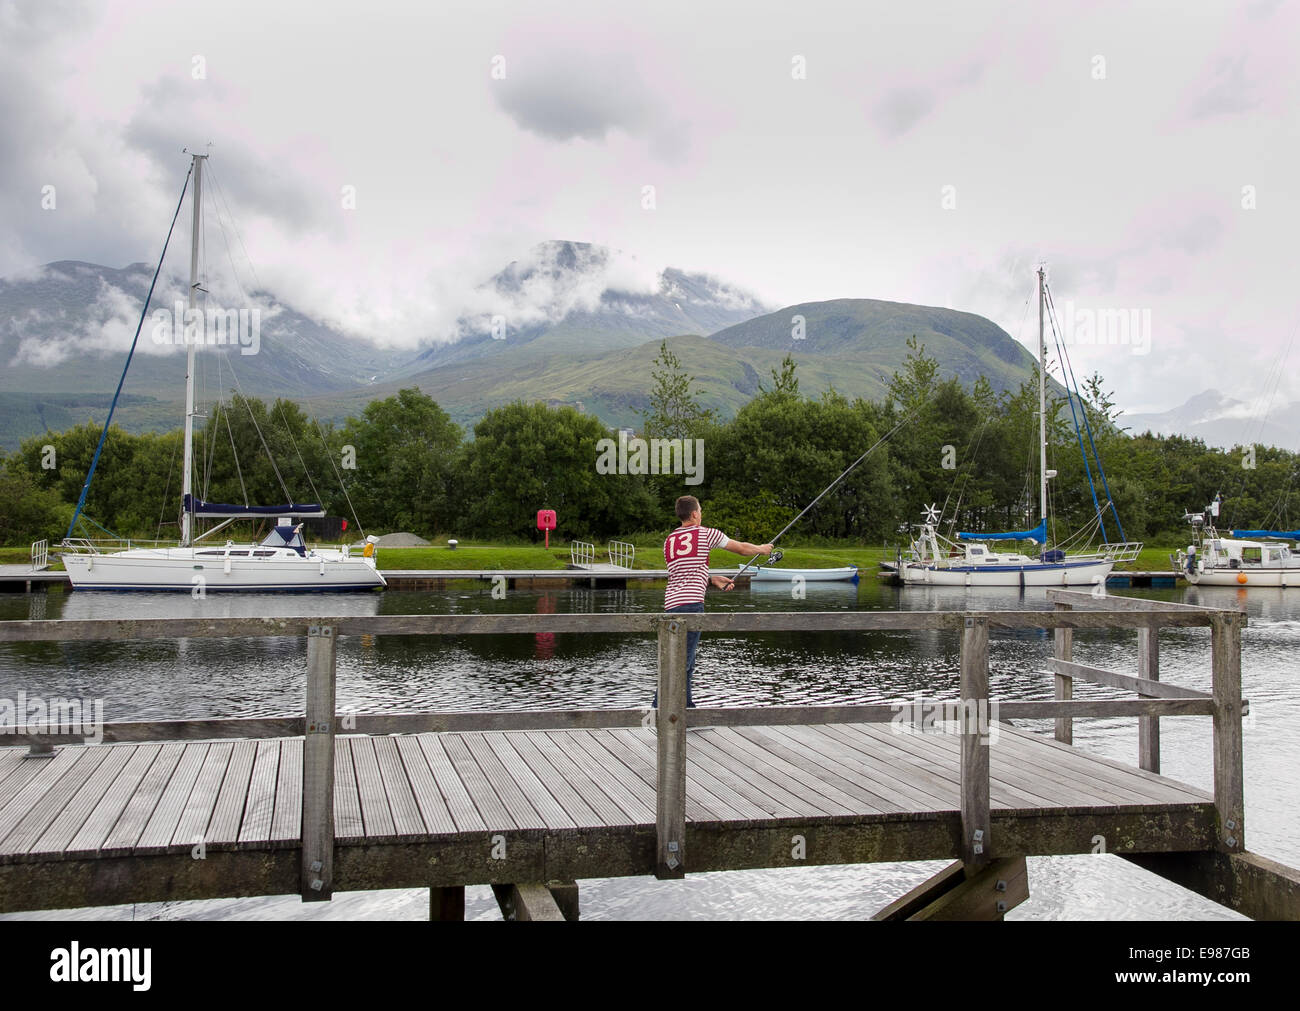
[1,579,1295,921]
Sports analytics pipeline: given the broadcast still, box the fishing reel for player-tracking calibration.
[767,549,784,564]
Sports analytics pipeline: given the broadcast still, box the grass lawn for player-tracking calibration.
[375,545,570,570]
[0,540,1183,574]
[370,541,902,572]
[1125,545,1179,572]
[0,546,65,570]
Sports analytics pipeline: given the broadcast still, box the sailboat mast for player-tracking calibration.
[180,153,205,547]
[1038,266,1048,527]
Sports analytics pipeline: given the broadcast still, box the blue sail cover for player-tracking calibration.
[956,519,1047,544]
[184,494,324,518]
[1229,529,1300,539]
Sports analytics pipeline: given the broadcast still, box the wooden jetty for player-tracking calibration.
[381,568,749,591]
[0,567,66,593]
[0,567,750,592]
[0,590,1296,921]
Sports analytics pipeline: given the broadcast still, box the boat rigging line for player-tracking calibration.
[731,391,939,582]
[1044,280,1127,544]
[204,159,367,537]
[65,162,195,541]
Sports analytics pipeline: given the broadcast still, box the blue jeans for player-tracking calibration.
[653,602,703,709]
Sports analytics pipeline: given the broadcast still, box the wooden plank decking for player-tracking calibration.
[0,722,1212,880]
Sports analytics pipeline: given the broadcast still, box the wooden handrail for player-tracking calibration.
[0,696,1224,749]
[1045,588,1238,614]
[1046,658,1212,700]
[0,606,1236,643]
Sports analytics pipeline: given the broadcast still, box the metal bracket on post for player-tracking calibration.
[303,624,337,900]
[1137,625,1160,772]
[655,616,687,880]
[1053,602,1073,745]
[960,615,991,871]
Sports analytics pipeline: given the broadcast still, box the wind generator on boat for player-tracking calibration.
[889,268,1142,587]
[58,153,385,591]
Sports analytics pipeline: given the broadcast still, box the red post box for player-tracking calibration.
[536,509,557,548]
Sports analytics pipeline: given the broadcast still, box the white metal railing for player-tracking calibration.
[570,541,595,566]
[30,539,48,571]
[608,540,635,569]
[1100,542,1145,563]
[59,537,173,555]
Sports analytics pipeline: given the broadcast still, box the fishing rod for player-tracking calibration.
[728,398,933,583]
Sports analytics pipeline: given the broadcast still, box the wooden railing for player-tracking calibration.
[1045,588,1247,850]
[0,595,1247,893]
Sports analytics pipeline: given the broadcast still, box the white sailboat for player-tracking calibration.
[59,153,385,592]
[891,268,1142,587]
[1175,496,1300,587]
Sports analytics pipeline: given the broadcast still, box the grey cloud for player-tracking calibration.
[0,1,157,272]
[1163,214,1224,255]
[492,49,655,142]
[871,87,935,138]
[123,78,321,234]
[1189,55,1259,119]
[1245,0,1283,19]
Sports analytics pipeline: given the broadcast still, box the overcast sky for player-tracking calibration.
[2,0,1296,413]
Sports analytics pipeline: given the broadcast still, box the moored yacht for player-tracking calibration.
[58,153,385,592]
[890,268,1142,587]
[1175,497,1300,587]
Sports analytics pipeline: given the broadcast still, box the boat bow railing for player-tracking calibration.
[1099,542,1144,563]
[58,537,176,555]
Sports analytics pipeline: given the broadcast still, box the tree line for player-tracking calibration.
[2,340,1297,548]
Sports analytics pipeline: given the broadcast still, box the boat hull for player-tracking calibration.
[745,566,860,583]
[1186,567,1300,588]
[897,559,1113,587]
[61,549,386,591]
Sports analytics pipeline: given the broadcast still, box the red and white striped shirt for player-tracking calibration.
[664,525,731,608]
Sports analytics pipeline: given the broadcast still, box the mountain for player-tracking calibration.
[396,240,768,373]
[340,298,1044,432]
[0,260,407,448]
[1124,389,1300,451]
[307,335,849,433]
[709,298,1038,391]
[0,243,1050,449]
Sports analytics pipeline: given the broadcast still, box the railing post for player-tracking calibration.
[1053,602,1073,745]
[303,624,337,900]
[960,615,990,872]
[655,616,687,880]
[1137,626,1160,773]
[1211,613,1245,853]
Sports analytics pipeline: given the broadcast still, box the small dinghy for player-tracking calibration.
[743,565,859,583]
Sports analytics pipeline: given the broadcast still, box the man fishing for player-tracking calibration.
[655,495,774,708]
